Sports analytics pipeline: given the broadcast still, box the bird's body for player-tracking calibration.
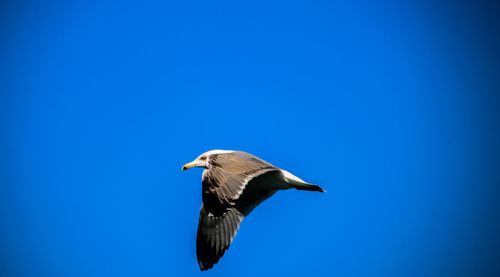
[182,150,325,270]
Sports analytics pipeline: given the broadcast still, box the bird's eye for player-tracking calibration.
[200,156,207,160]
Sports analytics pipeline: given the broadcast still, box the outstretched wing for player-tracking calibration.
[196,170,284,270]
[196,205,244,271]
[201,151,279,216]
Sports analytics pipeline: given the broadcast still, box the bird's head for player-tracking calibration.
[181,150,234,171]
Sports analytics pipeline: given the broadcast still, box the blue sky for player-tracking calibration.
[1,1,499,276]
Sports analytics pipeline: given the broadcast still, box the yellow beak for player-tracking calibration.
[181,161,198,171]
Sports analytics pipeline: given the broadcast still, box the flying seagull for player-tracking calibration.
[182,150,325,271]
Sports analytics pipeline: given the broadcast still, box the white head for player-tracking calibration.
[181,150,234,170]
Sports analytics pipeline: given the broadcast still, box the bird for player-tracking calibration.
[182,150,325,271]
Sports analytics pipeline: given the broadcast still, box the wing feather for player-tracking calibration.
[201,152,279,216]
[197,205,244,271]
[196,152,288,270]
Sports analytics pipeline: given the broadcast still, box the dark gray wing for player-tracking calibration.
[196,169,284,271]
[197,205,244,271]
[201,151,279,216]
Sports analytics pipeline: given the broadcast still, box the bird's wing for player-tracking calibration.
[196,170,283,270]
[202,152,279,216]
[197,205,244,271]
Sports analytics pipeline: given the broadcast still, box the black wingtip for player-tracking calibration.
[198,260,213,271]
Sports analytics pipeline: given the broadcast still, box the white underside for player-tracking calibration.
[281,169,306,183]
[248,169,308,190]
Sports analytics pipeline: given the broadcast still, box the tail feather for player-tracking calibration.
[291,183,326,192]
[281,170,326,192]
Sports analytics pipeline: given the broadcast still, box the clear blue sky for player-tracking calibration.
[1,1,499,276]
